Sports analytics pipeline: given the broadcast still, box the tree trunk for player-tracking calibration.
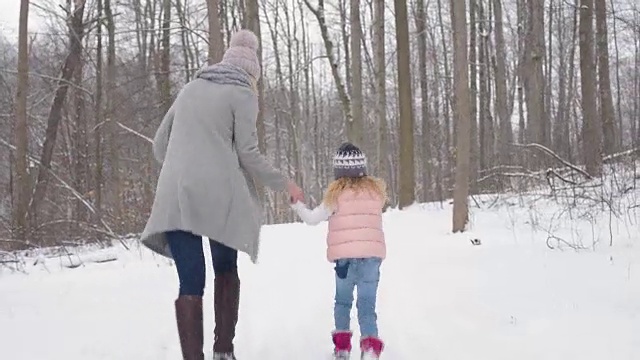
[348,0,364,145]
[105,0,121,228]
[635,28,640,149]
[339,0,351,98]
[175,0,194,81]
[450,0,472,232]
[469,0,478,190]
[517,0,525,149]
[436,0,453,195]
[554,3,567,158]
[283,4,303,189]
[595,0,617,155]
[427,26,445,202]
[207,0,224,64]
[159,0,172,114]
[13,0,30,241]
[95,0,104,214]
[244,0,265,153]
[477,0,491,172]
[243,0,269,216]
[523,0,548,159]
[563,4,580,163]
[579,0,603,177]
[72,31,88,224]
[609,0,624,148]
[373,0,389,202]
[28,0,86,227]
[304,0,353,131]
[415,0,432,201]
[394,0,415,209]
[492,0,513,165]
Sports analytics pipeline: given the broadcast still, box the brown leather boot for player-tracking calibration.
[213,268,240,355]
[175,296,205,360]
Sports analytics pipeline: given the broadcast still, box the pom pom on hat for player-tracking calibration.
[229,29,259,52]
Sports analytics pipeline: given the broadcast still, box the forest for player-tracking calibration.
[0,0,639,250]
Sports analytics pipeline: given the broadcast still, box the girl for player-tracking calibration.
[291,142,387,360]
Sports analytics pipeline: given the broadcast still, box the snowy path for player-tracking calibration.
[1,203,639,359]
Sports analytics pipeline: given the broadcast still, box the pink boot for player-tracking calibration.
[360,336,384,359]
[332,331,352,358]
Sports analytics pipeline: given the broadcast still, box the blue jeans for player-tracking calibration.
[166,230,238,296]
[333,257,382,338]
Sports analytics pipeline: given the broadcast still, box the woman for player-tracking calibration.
[140,29,304,360]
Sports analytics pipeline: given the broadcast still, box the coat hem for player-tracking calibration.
[140,229,260,263]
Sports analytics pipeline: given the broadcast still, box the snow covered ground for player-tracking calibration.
[1,190,639,359]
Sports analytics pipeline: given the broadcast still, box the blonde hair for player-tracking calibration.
[249,76,258,95]
[323,176,387,209]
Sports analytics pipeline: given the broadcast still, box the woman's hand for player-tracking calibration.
[286,180,304,203]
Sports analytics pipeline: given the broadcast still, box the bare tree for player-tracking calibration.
[159,0,172,114]
[394,0,415,208]
[579,0,603,177]
[304,0,353,135]
[12,0,30,241]
[492,0,513,165]
[28,0,87,225]
[450,0,472,232]
[244,0,266,153]
[372,0,388,189]
[105,0,121,223]
[595,0,617,154]
[415,0,432,200]
[349,0,364,144]
[207,0,225,64]
[523,0,549,159]
[95,0,104,213]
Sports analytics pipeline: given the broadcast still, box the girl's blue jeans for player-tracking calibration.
[333,257,382,338]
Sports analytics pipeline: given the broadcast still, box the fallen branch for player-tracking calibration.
[603,147,640,163]
[476,171,543,184]
[0,250,26,273]
[546,169,577,185]
[0,238,40,248]
[512,142,592,179]
[546,235,587,251]
[0,259,20,264]
[478,164,529,175]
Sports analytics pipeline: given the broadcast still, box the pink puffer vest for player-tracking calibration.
[326,189,386,262]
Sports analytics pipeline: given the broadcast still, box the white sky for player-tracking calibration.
[0,0,46,40]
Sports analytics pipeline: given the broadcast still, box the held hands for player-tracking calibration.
[286,180,304,204]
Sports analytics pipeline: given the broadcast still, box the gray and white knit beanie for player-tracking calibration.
[333,142,367,179]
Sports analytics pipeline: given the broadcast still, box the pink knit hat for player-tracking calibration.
[221,29,261,80]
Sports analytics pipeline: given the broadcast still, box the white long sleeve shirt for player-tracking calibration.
[290,201,333,225]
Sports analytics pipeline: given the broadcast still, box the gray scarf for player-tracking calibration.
[194,62,252,89]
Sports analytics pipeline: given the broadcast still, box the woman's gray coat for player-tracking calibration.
[140,63,286,263]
